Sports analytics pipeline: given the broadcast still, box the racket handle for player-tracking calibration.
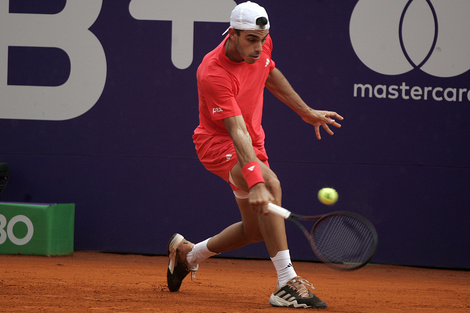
[267,203,292,219]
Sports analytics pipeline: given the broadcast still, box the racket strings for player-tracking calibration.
[312,215,376,270]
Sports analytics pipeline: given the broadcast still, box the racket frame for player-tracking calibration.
[268,203,378,271]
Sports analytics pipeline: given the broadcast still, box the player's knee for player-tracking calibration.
[246,231,264,244]
[243,227,264,244]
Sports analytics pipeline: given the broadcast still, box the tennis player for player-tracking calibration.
[167,1,343,309]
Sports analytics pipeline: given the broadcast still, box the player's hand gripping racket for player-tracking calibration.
[268,203,378,271]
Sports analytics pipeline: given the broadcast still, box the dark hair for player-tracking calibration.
[256,17,268,29]
[234,17,268,35]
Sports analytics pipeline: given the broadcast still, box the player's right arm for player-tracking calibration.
[223,115,274,214]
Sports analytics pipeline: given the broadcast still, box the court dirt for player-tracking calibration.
[0,252,468,312]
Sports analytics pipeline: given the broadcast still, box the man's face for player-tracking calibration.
[231,29,269,64]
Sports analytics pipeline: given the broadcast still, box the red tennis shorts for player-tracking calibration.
[193,134,269,190]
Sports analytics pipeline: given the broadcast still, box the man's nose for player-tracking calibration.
[255,42,263,53]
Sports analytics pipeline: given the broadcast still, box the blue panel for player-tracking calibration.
[8,47,70,86]
[1,0,469,268]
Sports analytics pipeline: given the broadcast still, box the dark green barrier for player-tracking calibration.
[0,202,74,256]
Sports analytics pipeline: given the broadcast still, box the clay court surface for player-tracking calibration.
[0,252,468,312]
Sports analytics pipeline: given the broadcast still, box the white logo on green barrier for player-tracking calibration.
[0,214,34,246]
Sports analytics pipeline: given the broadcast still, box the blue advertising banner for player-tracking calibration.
[1,0,469,269]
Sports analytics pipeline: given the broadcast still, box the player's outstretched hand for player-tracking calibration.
[302,109,344,140]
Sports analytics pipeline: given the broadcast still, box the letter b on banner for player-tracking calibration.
[0,0,106,121]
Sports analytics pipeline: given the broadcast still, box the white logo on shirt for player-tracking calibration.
[265,58,271,67]
[212,107,223,114]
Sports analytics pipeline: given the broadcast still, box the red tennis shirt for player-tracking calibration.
[193,34,275,182]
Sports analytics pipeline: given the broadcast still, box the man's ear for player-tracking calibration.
[228,28,238,39]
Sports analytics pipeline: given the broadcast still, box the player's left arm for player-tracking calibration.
[265,67,344,140]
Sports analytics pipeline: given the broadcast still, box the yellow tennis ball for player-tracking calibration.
[318,187,338,205]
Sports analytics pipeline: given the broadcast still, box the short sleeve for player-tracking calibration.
[198,73,241,121]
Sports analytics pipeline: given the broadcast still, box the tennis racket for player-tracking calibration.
[268,203,378,271]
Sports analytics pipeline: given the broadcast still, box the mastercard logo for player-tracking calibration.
[350,0,470,78]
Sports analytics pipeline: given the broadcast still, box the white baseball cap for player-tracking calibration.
[223,1,270,35]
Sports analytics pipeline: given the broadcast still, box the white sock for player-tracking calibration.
[186,238,217,268]
[271,250,297,287]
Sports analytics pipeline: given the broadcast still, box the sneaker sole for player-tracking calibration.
[167,233,184,274]
[270,293,327,309]
[270,294,312,309]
